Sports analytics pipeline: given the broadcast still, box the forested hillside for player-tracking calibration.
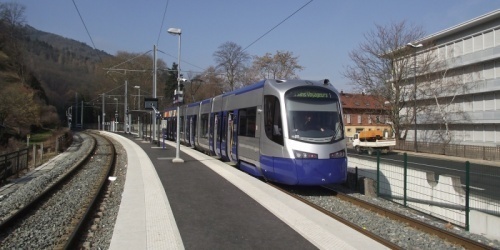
[0,2,116,149]
[21,25,113,112]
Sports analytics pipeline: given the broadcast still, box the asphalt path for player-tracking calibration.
[346,148,500,202]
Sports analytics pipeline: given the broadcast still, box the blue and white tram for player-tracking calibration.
[162,79,347,185]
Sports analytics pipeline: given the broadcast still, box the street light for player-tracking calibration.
[168,27,184,163]
[407,42,423,152]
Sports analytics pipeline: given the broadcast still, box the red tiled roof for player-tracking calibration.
[340,92,387,110]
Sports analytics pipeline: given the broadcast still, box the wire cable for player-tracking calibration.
[157,49,205,70]
[156,0,171,46]
[72,0,102,62]
[242,0,313,52]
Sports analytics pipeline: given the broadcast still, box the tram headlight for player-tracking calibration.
[293,150,318,159]
[330,150,346,159]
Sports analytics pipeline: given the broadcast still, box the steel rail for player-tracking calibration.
[323,186,495,250]
[0,133,96,230]
[62,132,116,249]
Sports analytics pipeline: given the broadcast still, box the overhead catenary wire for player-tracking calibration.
[75,0,312,79]
[242,0,313,52]
[156,0,171,46]
[72,0,102,62]
[157,49,205,71]
[158,1,314,75]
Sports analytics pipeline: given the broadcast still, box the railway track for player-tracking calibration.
[0,132,116,249]
[326,187,494,250]
[271,184,495,250]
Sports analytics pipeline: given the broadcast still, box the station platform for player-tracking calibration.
[102,132,388,250]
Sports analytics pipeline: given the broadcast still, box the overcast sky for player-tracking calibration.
[16,0,500,92]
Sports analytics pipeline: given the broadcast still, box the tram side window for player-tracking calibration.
[200,114,209,138]
[238,107,256,137]
[264,95,283,145]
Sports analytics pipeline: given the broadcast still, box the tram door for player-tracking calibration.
[228,112,238,164]
[209,113,215,154]
[221,112,228,161]
[214,113,221,158]
[189,116,195,148]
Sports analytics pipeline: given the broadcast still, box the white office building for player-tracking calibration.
[405,9,500,146]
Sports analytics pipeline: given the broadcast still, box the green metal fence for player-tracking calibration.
[348,152,500,231]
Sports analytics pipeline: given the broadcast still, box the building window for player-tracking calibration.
[358,115,362,124]
[346,114,351,124]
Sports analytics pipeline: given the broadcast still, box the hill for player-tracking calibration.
[0,21,117,148]
[21,25,113,111]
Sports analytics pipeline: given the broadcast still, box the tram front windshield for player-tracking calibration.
[285,87,344,143]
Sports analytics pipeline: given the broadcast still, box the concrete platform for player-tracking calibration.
[104,132,388,250]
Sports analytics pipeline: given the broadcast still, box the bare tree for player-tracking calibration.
[344,20,476,148]
[343,21,426,142]
[183,76,204,102]
[0,2,26,79]
[0,2,26,28]
[252,52,273,79]
[0,85,40,135]
[199,66,225,98]
[213,41,250,91]
[253,50,303,79]
[239,65,260,87]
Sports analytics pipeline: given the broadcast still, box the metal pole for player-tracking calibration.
[75,92,78,129]
[138,87,140,135]
[138,87,140,110]
[81,100,83,129]
[102,93,105,131]
[115,98,118,132]
[125,80,128,133]
[403,153,408,207]
[465,161,470,231]
[153,45,157,142]
[376,150,380,196]
[413,51,418,152]
[173,32,184,163]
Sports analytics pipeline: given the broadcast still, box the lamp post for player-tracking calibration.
[407,42,423,152]
[168,27,184,163]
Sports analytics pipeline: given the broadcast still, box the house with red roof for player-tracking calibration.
[340,91,392,140]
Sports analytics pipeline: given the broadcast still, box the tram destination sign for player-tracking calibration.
[287,88,333,99]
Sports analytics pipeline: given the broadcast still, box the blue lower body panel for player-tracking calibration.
[260,156,347,185]
[239,161,262,178]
